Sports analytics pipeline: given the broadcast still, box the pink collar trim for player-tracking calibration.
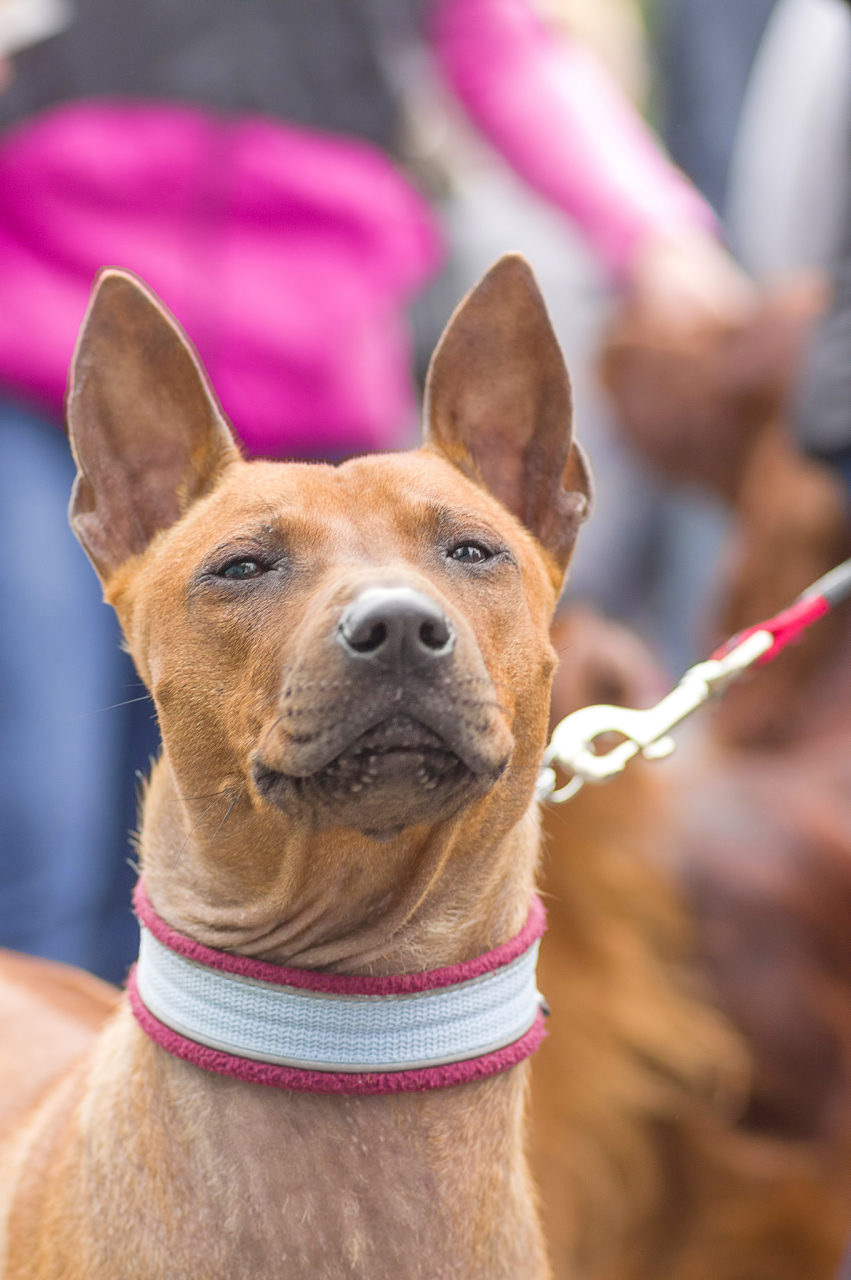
[128,882,547,1095]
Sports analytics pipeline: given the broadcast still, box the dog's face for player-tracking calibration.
[66,258,590,891]
[120,451,561,840]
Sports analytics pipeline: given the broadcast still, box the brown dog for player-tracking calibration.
[528,611,851,1280]
[0,256,592,1278]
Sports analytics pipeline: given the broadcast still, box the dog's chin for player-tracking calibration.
[253,715,500,837]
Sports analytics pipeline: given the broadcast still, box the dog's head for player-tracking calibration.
[66,258,590,955]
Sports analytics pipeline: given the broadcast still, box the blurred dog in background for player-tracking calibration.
[527,278,851,1278]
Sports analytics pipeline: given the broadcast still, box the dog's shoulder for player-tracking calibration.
[0,950,118,1139]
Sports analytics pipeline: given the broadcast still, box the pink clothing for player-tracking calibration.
[431,0,716,276]
[0,0,716,456]
[0,103,442,457]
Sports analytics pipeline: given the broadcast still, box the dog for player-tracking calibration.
[525,603,851,1280]
[0,255,592,1278]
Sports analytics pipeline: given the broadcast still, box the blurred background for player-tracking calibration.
[0,0,849,991]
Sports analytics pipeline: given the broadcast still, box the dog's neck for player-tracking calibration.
[139,757,540,976]
[79,758,550,1278]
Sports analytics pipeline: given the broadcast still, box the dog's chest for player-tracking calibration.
[57,1040,539,1280]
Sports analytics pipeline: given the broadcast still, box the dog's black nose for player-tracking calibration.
[338,588,454,669]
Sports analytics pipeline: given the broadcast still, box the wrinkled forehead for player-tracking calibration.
[175,452,523,561]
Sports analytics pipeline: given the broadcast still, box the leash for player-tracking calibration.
[537,555,851,805]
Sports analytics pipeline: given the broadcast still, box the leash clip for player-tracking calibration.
[537,629,773,804]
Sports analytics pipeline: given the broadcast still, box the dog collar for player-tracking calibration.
[128,882,547,1095]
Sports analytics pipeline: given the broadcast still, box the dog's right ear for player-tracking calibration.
[66,269,241,583]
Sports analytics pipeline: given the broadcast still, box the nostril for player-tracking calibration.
[419,618,451,651]
[338,588,454,664]
[345,621,388,654]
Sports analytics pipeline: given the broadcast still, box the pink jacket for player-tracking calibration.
[0,0,713,457]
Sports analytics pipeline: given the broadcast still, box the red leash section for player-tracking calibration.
[712,557,851,666]
[712,595,831,666]
[539,555,851,802]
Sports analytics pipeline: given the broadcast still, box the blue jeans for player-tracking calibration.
[0,402,156,981]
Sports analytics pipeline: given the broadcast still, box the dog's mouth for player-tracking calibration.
[314,714,467,796]
[253,713,483,833]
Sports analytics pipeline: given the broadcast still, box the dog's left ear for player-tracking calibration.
[67,268,241,583]
[424,255,592,577]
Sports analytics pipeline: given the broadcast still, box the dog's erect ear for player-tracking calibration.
[423,255,592,574]
[67,269,241,582]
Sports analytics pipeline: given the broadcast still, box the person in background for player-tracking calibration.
[589,0,851,676]
[659,0,851,499]
[658,0,780,220]
[0,0,749,981]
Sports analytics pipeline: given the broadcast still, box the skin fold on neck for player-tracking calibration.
[139,745,543,975]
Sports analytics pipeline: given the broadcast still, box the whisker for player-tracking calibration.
[208,799,237,848]
[61,693,154,723]
[166,794,229,883]
[176,789,231,803]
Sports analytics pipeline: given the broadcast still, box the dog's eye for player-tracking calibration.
[219,559,264,579]
[449,543,490,564]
